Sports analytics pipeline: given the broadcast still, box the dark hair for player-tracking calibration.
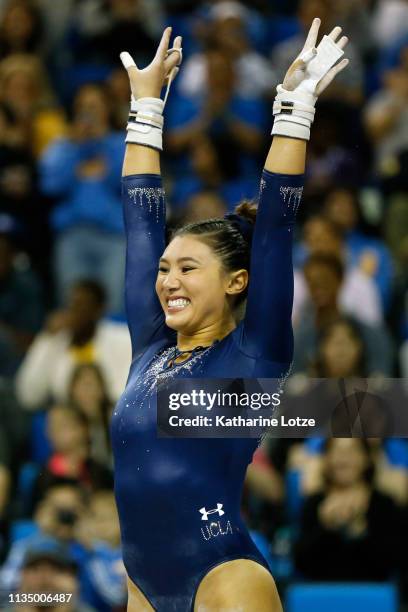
[72,279,107,307]
[322,438,375,486]
[315,317,366,377]
[303,253,344,282]
[172,201,257,304]
[68,363,112,453]
[0,0,43,57]
[304,214,343,241]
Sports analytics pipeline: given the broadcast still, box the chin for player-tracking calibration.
[164,312,192,333]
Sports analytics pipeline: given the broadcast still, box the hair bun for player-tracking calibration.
[224,201,257,246]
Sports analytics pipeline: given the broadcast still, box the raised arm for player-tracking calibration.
[120,29,182,356]
[243,19,349,365]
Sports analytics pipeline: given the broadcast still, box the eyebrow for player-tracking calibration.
[159,257,201,264]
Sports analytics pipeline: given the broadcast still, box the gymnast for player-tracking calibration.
[111,18,349,612]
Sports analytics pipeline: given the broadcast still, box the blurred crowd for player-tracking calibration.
[0,0,408,609]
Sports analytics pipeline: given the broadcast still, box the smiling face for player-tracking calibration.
[156,235,247,335]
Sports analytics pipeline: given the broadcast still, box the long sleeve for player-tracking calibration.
[122,174,174,358]
[242,170,304,364]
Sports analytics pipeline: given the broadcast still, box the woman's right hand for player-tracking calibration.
[120,27,182,100]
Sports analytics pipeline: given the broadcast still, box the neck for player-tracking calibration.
[177,315,236,352]
[315,304,339,328]
[71,323,96,346]
[330,480,368,494]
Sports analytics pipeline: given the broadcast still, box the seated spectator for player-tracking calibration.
[77,490,126,612]
[372,0,408,51]
[2,539,95,611]
[293,254,394,375]
[68,364,113,469]
[303,437,408,506]
[244,443,284,540]
[178,1,275,100]
[294,438,402,582]
[323,188,394,310]
[170,132,258,213]
[0,0,43,60]
[166,46,268,177]
[40,83,125,314]
[291,321,395,438]
[106,66,131,130]
[16,279,131,409]
[0,103,49,279]
[0,54,66,157]
[174,190,227,227]
[0,482,86,592]
[0,220,44,377]
[271,0,364,106]
[302,107,362,202]
[364,43,408,180]
[0,378,28,541]
[71,0,158,67]
[293,216,383,327]
[330,0,375,63]
[32,406,112,505]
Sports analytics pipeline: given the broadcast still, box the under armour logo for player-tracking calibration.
[199,504,225,521]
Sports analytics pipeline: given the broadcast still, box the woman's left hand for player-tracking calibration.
[282,18,349,95]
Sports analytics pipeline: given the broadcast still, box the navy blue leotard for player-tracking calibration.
[111,170,303,611]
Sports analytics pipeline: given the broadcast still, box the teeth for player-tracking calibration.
[168,299,190,308]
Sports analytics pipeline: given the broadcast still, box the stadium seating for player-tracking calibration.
[286,582,398,612]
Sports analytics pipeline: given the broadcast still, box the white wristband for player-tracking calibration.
[126,97,164,151]
[272,86,317,141]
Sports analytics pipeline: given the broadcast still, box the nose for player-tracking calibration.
[162,268,181,290]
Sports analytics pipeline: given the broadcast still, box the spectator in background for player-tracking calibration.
[0,54,66,157]
[323,188,394,310]
[178,1,275,100]
[40,83,125,314]
[106,66,131,130]
[365,44,408,180]
[32,406,112,505]
[371,0,408,51]
[0,378,28,544]
[0,482,86,592]
[293,216,383,327]
[2,540,95,612]
[71,0,159,67]
[170,132,258,213]
[166,46,267,177]
[0,103,50,279]
[0,221,44,377]
[272,0,364,106]
[314,317,366,378]
[16,279,131,410]
[294,438,402,582]
[177,190,227,226]
[243,443,284,541]
[0,0,43,60]
[77,490,126,611]
[293,254,394,375]
[302,106,362,203]
[68,364,113,469]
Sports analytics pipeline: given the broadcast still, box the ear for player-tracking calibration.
[225,269,248,297]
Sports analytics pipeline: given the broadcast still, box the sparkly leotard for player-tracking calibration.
[111,170,303,611]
